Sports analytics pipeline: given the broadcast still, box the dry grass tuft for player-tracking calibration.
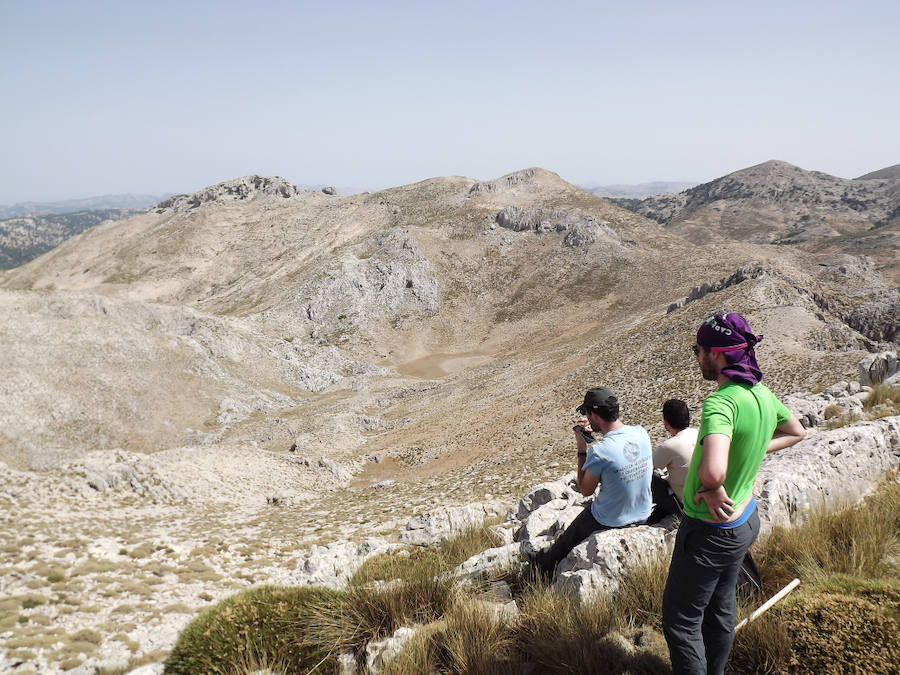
[759,478,900,589]
[863,383,900,412]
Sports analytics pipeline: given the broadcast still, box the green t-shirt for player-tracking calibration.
[683,381,792,520]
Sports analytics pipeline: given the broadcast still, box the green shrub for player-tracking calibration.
[164,585,343,674]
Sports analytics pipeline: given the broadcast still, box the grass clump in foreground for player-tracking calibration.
[729,476,900,674]
[166,478,900,674]
[164,585,343,674]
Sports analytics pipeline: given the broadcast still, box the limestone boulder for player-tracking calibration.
[399,501,505,545]
[365,626,417,674]
[283,537,394,588]
[510,474,582,520]
[755,415,900,534]
[453,542,523,584]
[514,499,584,542]
[554,526,674,600]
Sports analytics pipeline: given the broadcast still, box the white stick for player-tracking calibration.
[735,578,800,633]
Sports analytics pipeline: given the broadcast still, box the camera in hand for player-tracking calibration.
[573,424,594,443]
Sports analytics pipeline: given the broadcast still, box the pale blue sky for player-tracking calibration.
[2,0,898,202]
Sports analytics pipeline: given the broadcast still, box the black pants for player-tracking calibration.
[648,473,683,525]
[662,509,760,675]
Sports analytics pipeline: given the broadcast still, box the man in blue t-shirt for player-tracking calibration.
[534,386,653,580]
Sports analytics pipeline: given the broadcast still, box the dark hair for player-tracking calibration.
[592,402,620,422]
[662,399,690,430]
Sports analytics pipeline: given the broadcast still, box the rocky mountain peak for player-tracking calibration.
[153,174,301,214]
[468,167,573,195]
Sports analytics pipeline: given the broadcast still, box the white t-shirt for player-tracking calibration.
[652,427,698,501]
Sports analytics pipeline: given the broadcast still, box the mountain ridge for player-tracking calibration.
[610,159,900,281]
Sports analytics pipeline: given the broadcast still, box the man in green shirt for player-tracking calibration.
[662,313,806,675]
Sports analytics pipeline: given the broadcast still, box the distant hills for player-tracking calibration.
[856,163,900,180]
[0,209,142,269]
[0,192,171,269]
[584,181,698,198]
[610,160,900,281]
[0,193,169,219]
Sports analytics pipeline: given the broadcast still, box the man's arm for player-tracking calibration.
[767,414,805,453]
[574,427,600,496]
[694,433,735,522]
[577,457,600,496]
[697,433,729,489]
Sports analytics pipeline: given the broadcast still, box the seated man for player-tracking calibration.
[534,386,652,580]
[647,399,698,525]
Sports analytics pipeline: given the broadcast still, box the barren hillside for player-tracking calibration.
[1,166,897,673]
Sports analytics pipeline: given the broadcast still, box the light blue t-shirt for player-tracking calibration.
[582,424,653,527]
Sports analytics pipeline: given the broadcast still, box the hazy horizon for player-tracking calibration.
[2,0,898,203]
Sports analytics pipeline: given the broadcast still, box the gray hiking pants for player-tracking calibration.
[662,509,760,675]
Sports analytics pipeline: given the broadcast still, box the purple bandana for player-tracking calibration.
[696,313,764,385]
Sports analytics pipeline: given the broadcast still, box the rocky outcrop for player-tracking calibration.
[555,527,674,599]
[782,380,870,429]
[666,260,899,346]
[859,351,900,385]
[469,168,541,194]
[153,175,300,214]
[493,206,622,248]
[841,295,900,343]
[667,263,767,312]
[755,416,900,533]
[284,538,395,588]
[299,230,439,342]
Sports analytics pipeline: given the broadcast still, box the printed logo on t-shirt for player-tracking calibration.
[623,441,640,462]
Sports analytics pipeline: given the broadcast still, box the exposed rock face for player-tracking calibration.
[454,543,523,584]
[666,258,899,346]
[859,351,900,385]
[299,230,440,342]
[153,175,300,213]
[667,263,767,312]
[365,626,417,673]
[493,206,624,249]
[284,538,395,588]
[469,168,541,194]
[755,416,900,534]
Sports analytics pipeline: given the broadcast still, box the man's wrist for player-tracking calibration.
[577,451,587,458]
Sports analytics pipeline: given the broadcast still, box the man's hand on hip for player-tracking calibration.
[694,485,735,522]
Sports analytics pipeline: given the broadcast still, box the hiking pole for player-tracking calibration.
[735,578,800,633]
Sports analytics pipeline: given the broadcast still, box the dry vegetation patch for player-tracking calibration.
[162,475,900,674]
